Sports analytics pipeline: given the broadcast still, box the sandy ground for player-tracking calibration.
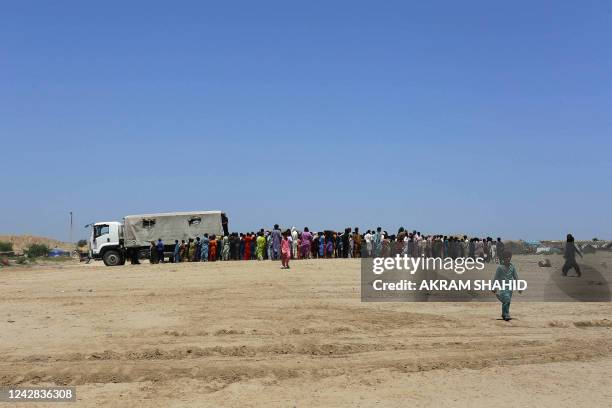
[1,254,611,407]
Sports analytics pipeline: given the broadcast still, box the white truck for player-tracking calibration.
[89,211,225,266]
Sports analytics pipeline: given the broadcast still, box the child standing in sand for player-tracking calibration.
[493,250,521,321]
[281,231,291,269]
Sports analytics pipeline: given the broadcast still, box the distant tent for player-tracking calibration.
[49,248,69,257]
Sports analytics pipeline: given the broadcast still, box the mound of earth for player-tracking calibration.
[0,234,74,252]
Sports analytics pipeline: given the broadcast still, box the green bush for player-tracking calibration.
[77,239,88,247]
[25,243,50,258]
[0,241,13,252]
[16,256,27,265]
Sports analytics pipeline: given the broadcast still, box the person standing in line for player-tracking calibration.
[256,232,266,260]
[194,237,202,262]
[462,236,469,258]
[222,236,230,261]
[418,236,426,258]
[312,233,319,259]
[250,233,256,260]
[342,228,351,258]
[382,233,391,257]
[239,233,245,260]
[300,227,312,259]
[326,232,334,258]
[173,240,181,263]
[228,233,237,260]
[353,228,361,258]
[442,236,448,258]
[482,238,489,263]
[217,236,225,261]
[414,234,422,258]
[395,228,405,256]
[150,241,158,264]
[493,250,521,321]
[272,224,282,260]
[491,238,497,264]
[178,240,185,261]
[266,231,273,260]
[318,233,325,258]
[474,238,484,260]
[200,234,209,262]
[156,238,165,263]
[189,238,196,261]
[468,238,475,259]
[243,233,252,260]
[562,233,583,277]
[364,230,373,257]
[373,227,382,257]
[291,227,299,259]
[495,238,504,261]
[208,235,217,261]
[184,239,191,262]
[281,230,291,269]
[407,235,414,258]
[486,237,493,263]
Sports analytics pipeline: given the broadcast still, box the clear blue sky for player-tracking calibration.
[2,1,611,241]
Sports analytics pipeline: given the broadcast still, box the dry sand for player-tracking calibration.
[1,254,611,407]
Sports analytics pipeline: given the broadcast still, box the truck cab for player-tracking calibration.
[89,211,225,266]
[90,221,125,266]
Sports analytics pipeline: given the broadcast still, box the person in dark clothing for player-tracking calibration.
[156,238,164,263]
[562,234,583,277]
[221,213,229,237]
[342,228,351,258]
[239,233,245,260]
[194,237,201,262]
[230,233,239,260]
[496,238,504,262]
[129,248,140,264]
[149,241,158,264]
[468,238,475,259]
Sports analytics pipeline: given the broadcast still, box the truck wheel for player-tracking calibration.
[103,250,122,266]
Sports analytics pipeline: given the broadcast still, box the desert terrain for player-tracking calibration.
[1,254,611,407]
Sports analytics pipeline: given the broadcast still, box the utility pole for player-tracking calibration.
[70,211,73,243]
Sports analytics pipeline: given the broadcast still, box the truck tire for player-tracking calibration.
[103,250,122,266]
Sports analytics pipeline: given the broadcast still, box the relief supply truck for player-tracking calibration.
[89,211,225,266]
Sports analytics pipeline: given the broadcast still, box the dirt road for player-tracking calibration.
[1,255,611,407]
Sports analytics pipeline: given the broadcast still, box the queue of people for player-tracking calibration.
[148,225,506,265]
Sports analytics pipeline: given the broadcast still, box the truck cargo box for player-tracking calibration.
[123,211,224,247]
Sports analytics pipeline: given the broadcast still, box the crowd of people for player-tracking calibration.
[144,227,584,322]
[147,225,507,268]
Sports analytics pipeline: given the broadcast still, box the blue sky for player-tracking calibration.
[1,1,611,241]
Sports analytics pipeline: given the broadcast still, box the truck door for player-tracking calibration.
[93,224,110,252]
